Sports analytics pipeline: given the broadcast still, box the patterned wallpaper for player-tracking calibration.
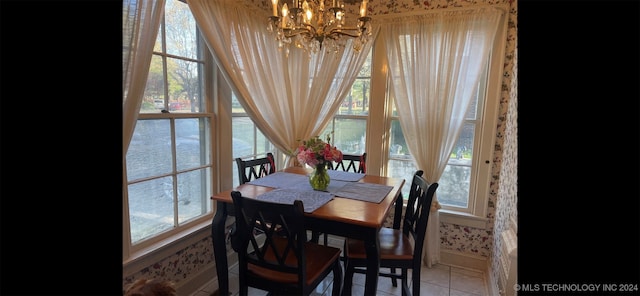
[123,0,518,289]
[123,236,215,291]
[490,0,518,286]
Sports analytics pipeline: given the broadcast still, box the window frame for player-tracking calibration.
[123,0,216,261]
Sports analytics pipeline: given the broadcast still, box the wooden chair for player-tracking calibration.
[341,170,438,296]
[231,191,343,296]
[235,152,276,185]
[328,152,366,173]
[313,153,367,245]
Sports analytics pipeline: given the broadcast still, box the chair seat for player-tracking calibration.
[248,237,342,286]
[345,227,415,262]
[341,170,438,296]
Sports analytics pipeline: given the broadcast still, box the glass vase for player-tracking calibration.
[309,162,330,191]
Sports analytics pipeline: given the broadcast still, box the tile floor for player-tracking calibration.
[190,238,487,296]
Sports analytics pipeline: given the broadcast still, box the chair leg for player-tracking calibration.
[411,267,421,296]
[323,233,328,245]
[390,267,398,287]
[401,268,409,296]
[332,260,343,296]
[342,260,354,296]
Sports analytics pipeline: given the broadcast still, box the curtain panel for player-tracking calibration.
[379,7,502,267]
[122,0,165,153]
[187,0,378,165]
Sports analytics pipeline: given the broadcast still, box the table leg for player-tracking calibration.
[363,230,380,296]
[211,201,230,296]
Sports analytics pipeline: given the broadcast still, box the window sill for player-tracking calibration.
[439,209,488,229]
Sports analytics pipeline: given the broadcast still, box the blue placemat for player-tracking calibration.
[246,172,308,188]
[256,188,334,213]
[327,170,365,182]
[333,182,393,203]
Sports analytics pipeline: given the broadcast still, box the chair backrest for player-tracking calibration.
[231,191,308,293]
[402,170,438,260]
[235,152,276,185]
[328,152,366,173]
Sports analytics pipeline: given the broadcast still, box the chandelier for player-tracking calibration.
[267,0,372,55]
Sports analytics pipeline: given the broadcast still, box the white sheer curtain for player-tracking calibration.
[122,0,165,153]
[380,8,502,267]
[187,0,377,165]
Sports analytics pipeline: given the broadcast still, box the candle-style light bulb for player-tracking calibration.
[302,0,311,23]
[306,9,313,23]
[272,0,278,16]
[360,0,368,17]
[282,3,289,27]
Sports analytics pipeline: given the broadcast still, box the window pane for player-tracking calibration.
[323,118,366,154]
[438,164,471,208]
[256,128,272,155]
[176,118,210,170]
[232,117,256,159]
[166,57,200,113]
[232,113,276,186]
[141,55,166,113]
[337,78,370,115]
[389,119,409,157]
[177,168,212,223]
[128,177,175,243]
[439,123,474,208]
[388,159,416,200]
[164,0,198,59]
[126,120,172,180]
[389,118,415,200]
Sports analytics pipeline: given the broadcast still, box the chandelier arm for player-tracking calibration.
[328,30,361,38]
[284,30,315,39]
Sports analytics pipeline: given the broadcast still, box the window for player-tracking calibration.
[231,93,277,186]
[384,26,505,218]
[322,49,371,154]
[124,0,213,251]
[387,67,486,211]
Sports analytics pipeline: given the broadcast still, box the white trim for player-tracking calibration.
[439,209,489,229]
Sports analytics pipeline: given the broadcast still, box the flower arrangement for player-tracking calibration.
[294,135,343,168]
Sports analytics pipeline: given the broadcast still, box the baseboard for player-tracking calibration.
[441,249,491,296]
[440,249,487,272]
[174,262,216,296]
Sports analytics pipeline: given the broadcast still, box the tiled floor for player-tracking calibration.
[191,263,487,296]
[191,238,487,296]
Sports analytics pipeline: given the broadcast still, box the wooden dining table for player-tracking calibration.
[210,166,405,296]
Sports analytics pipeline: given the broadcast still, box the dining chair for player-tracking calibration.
[311,153,367,246]
[341,170,438,296]
[328,152,366,174]
[231,191,343,296]
[235,152,276,185]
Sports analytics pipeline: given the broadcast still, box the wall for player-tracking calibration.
[123,0,518,293]
[490,6,518,293]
